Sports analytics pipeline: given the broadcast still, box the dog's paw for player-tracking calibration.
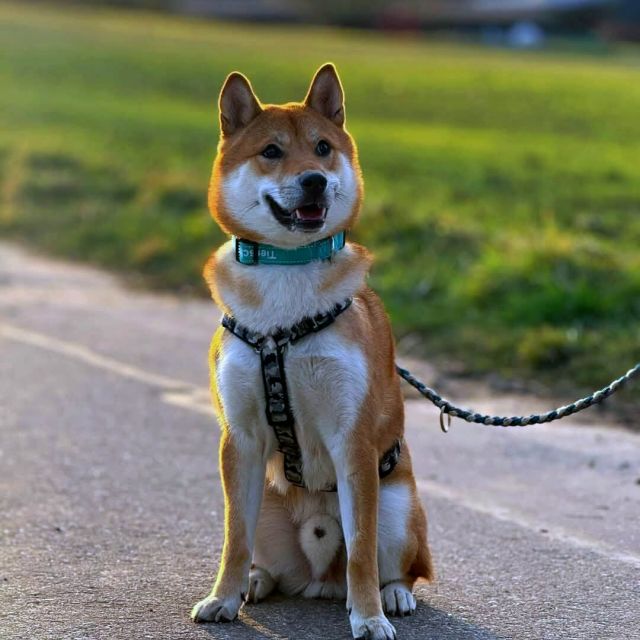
[381,582,416,617]
[191,593,243,623]
[248,567,275,604]
[350,613,396,640]
[302,580,324,599]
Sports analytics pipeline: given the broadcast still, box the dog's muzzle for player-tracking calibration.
[266,172,330,232]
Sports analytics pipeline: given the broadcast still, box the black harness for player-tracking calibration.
[221,298,401,491]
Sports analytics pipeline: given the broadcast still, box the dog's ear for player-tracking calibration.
[218,72,262,137]
[304,63,345,127]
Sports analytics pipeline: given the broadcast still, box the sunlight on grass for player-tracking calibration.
[1,0,639,407]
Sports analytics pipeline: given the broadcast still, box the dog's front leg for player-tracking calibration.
[335,443,396,640]
[192,428,266,623]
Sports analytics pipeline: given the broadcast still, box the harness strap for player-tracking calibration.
[378,439,402,479]
[259,338,305,486]
[221,298,354,352]
[221,298,402,490]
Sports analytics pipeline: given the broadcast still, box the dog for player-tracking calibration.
[191,63,433,640]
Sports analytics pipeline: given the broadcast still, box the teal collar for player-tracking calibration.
[234,231,346,266]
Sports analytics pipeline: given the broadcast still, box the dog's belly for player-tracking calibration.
[217,329,369,493]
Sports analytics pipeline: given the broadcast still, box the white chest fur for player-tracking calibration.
[213,241,368,335]
[212,242,370,492]
[217,328,368,492]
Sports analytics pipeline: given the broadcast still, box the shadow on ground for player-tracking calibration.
[197,594,502,640]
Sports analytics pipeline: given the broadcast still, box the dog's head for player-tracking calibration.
[209,64,362,247]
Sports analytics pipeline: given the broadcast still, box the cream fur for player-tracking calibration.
[222,153,357,249]
[378,483,412,585]
[215,240,370,492]
[299,514,343,578]
[213,239,369,334]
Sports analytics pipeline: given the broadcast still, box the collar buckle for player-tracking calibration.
[235,238,259,265]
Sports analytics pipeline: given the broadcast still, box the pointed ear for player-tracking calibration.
[218,72,262,137]
[304,63,345,127]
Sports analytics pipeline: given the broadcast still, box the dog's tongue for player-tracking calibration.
[295,204,325,221]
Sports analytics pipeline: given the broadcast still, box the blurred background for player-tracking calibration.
[2,0,639,415]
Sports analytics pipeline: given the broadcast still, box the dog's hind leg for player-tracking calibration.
[248,565,276,604]
[251,484,312,600]
[377,477,434,618]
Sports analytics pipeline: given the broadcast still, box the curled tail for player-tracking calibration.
[298,513,343,579]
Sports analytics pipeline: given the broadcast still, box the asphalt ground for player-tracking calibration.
[1,242,639,640]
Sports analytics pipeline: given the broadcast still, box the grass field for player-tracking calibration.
[1,2,640,408]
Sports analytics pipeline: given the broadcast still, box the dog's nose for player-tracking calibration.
[299,172,327,195]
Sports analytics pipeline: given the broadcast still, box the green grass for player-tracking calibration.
[2,1,640,410]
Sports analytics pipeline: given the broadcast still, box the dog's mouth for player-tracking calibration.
[266,195,328,232]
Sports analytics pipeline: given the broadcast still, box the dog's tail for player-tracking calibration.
[298,513,343,579]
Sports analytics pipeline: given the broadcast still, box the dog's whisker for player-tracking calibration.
[239,200,260,214]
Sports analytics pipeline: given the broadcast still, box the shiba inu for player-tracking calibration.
[191,63,433,640]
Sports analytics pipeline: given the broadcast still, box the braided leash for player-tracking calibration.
[396,363,640,432]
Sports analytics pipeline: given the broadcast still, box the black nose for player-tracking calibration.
[299,172,327,195]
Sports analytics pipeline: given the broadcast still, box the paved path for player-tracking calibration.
[1,243,639,640]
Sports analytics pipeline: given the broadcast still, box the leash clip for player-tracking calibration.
[439,406,452,433]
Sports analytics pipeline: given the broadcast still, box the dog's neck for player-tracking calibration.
[205,239,371,335]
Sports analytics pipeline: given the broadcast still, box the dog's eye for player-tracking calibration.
[315,140,331,157]
[261,144,283,160]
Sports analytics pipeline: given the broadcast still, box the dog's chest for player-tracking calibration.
[217,327,369,492]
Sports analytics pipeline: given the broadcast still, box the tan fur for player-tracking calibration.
[335,287,434,612]
[203,253,262,312]
[320,243,372,293]
[192,64,433,639]
[214,430,251,595]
